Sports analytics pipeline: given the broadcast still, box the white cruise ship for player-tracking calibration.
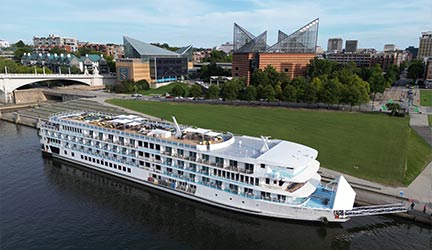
[39,111,358,223]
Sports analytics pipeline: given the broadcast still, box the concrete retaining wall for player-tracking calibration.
[14,89,47,104]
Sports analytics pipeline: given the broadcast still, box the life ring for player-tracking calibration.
[148,176,153,182]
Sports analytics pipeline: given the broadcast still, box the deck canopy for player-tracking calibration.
[257,141,318,169]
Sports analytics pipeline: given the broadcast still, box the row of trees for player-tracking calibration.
[198,58,400,110]
[0,58,53,74]
[109,79,150,93]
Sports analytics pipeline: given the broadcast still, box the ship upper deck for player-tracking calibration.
[60,112,233,148]
[53,111,318,169]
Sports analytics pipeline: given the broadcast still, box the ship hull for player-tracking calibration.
[43,149,348,223]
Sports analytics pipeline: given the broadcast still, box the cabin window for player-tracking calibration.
[149,143,154,149]
[156,165,161,170]
[229,160,237,167]
[177,149,184,156]
[265,178,270,184]
[145,152,150,158]
[127,168,131,173]
[165,146,172,154]
[144,142,148,148]
[138,141,143,147]
[155,144,160,151]
[260,163,265,168]
[246,163,254,173]
[145,162,150,167]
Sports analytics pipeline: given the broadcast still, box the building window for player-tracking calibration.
[235,73,239,76]
[284,68,288,72]
[235,67,239,70]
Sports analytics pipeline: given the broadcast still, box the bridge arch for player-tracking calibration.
[10,78,92,92]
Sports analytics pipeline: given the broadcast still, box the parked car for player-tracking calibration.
[132,93,142,97]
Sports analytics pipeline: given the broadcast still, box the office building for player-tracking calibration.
[345,40,358,53]
[405,46,418,59]
[327,38,342,52]
[418,31,432,59]
[384,44,397,52]
[116,36,193,85]
[218,42,234,54]
[232,19,319,84]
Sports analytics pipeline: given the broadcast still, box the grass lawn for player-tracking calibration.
[138,82,189,96]
[106,99,432,186]
[420,89,432,106]
[428,115,432,127]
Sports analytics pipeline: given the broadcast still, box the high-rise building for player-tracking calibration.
[232,19,319,84]
[384,44,397,52]
[327,38,342,52]
[345,40,358,53]
[418,31,432,59]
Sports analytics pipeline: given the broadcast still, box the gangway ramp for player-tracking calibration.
[346,203,407,217]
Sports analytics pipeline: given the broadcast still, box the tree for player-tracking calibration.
[308,57,337,78]
[261,85,276,101]
[386,103,405,117]
[368,65,386,110]
[291,76,307,101]
[189,84,203,97]
[302,81,318,104]
[136,79,150,91]
[171,84,187,97]
[49,46,68,55]
[206,84,219,99]
[13,40,32,62]
[240,85,257,101]
[340,75,370,111]
[198,63,230,82]
[319,78,342,106]
[250,69,270,86]
[203,50,232,63]
[407,60,424,81]
[220,81,241,100]
[282,84,297,102]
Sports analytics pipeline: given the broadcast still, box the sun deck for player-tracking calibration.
[64,112,233,148]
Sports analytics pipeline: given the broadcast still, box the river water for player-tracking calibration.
[0,121,430,250]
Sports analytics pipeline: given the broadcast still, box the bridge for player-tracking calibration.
[0,73,116,104]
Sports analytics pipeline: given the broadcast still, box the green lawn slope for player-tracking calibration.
[106,99,432,186]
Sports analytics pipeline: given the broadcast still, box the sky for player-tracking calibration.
[1,0,431,50]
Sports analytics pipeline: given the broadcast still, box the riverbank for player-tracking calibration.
[1,98,431,226]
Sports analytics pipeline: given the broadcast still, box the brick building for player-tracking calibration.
[232,19,319,84]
